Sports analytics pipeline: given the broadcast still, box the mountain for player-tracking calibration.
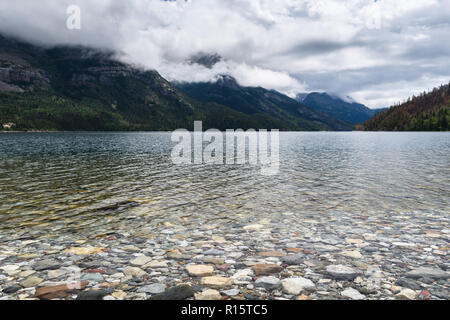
[0,35,301,131]
[175,76,353,131]
[297,92,385,125]
[358,83,450,131]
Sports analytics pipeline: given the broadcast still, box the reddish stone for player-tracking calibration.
[35,281,89,300]
[252,264,283,276]
[216,264,232,272]
[286,248,303,253]
[258,251,287,257]
[420,290,430,297]
[84,269,106,274]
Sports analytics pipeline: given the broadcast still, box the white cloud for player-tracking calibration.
[0,0,449,108]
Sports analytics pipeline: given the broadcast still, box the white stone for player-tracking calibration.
[130,256,152,266]
[281,277,316,295]
[195,289,222,300]
[340,250,363,259]
[396,289,418,300]
[243,224,264,231]
[341,288,366,300]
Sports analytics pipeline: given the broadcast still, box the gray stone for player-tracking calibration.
[255,276,281,290]
[405,267,449,280]
[2,285,21,294]
[81,273,104,282]
[33,259,61,271]
[281,254,304,265]
[326,265,361,280]
[137,284,166,294]
[203,249,225,256]
[77,289,108,300]
[149,285,195,300]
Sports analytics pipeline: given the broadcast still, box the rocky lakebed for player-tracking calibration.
[0,208,448,301]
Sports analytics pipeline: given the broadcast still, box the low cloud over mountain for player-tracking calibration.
[1,0,449,108]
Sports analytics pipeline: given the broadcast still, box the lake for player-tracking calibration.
[0,132,449,300]
[0,132,448,235]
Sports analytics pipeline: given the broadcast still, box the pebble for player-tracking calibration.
[252,264,283,276]
[77,289,108,300]
[201,276,232,289]
[341,288,366,300]
[326,265,361,280]
[20,276,43,288]
[281,277,316,295]
[186,265,214,277]
[281,254,304,265]
[35,282,89,299]
[195,289,222,300]
[405,267,448,280]
[340,250,363,259]
[396,288,419,300]
[137,284,166,294]
[255,276,281,290]
[123,267,146,277]
[149,285,195,300]
[130,256,152,266]
[222,289,240,296]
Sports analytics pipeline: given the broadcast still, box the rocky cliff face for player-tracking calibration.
[0,66,50,91]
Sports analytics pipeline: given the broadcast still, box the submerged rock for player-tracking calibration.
[405,267,449,280]
[252,264,283,276]
[77,289,109,300]
[255,276,281,290]
[281,277,315,295]
[326,265,361,280]
[149,285,195,300]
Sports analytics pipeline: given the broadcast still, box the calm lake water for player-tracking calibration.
[0,132,449,235]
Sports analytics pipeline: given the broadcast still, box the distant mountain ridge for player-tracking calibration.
[175,76,353,131]
[0,35,350,131]
[0,36,354,132]
[359,83,450,131]
[297,92,386,125]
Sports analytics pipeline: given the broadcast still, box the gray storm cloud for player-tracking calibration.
[0,0,449,108]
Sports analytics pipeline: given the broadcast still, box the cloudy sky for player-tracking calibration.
[0,0,449,108]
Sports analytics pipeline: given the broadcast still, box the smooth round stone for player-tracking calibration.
[186,265,214,277]
[396,288,418,300]
[325,265,361,280]
[222,289,240,296]
[255,276,281,290]
[130,256,152,266]
[282,254,304,265]
[20,276,43,288]
[341,288,366,300]
[281,277,316,295]
[77,289,108,300]
[195,289,222,300]
[201,276,232,289]
[405,267,449,280]
[137,284,166,294]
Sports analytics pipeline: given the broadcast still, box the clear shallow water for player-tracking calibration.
[0,132,448,236]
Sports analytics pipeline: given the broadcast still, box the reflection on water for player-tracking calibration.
[0,132,449,235]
